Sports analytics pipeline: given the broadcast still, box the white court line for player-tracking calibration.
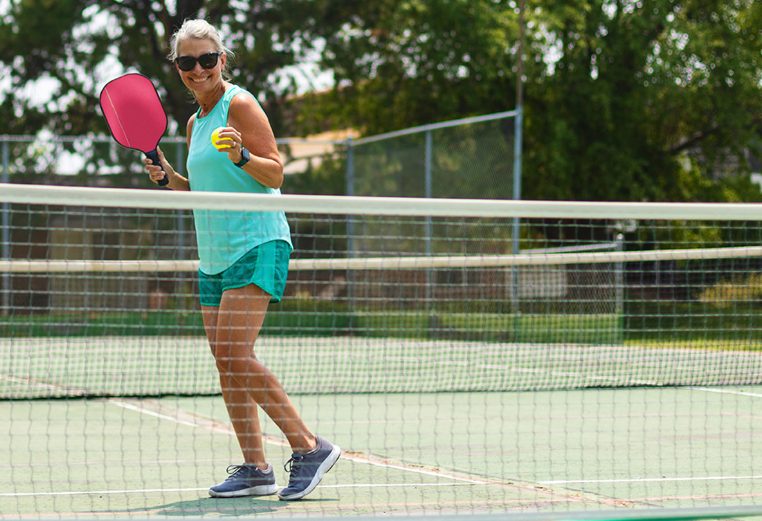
[348,454,485,483]
[0,482,477,498]
[0,488,206,498]
[540,475,762,485]
[0,374,81,394]
[109,399,200,428]
[690,386,762,399]
[326,482,476,488]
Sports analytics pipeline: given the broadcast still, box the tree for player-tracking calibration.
[295,0,521,135]
[299,0,761,202]
[0,0,335,135]
[1,1,759,203]
[525,0,762,202]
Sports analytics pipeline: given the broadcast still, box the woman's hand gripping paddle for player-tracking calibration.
[99,73,169,186]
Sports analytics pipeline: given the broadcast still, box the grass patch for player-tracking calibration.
[624,301,762,344]
[1,298,760,349]
[0,310,203,337]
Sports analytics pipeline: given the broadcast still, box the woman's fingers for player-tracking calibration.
[144,154,169,185]
[155,146,175,174]
[214,127,242,153]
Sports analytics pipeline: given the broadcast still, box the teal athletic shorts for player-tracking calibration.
[198,240,291,307]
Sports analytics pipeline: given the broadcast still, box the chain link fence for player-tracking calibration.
[1,111,519,315]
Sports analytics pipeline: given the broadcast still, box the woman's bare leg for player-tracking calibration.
[213,284,316,453]
[202,304,268,468]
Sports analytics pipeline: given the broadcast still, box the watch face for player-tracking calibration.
[237,147,250,166]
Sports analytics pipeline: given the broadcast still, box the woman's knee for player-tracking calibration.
[214,349,242,373]
[213,348,262,376]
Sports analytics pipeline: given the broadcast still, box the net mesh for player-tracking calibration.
[1,184,761,518]
[3,193,761,398]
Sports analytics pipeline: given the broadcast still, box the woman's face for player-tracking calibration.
[175,37,226,95]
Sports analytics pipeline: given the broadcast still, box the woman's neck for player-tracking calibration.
[196,82,227,116]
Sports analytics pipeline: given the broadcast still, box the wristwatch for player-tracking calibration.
[234,146,251,168]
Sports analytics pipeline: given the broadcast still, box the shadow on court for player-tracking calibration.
[100,496,338,518]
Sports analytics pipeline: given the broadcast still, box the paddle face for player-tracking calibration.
[99,73,168,185]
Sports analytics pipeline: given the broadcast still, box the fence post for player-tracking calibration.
[511,0,526,325]
[615,233,625,343]
[1,139,10,315]
[345,136,355,255]
[512,105,523,251]
[344,138,356,330]
[510,106,523,319]
[424,130,435,331]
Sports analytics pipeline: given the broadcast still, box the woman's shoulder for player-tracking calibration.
[228,83,259,104]
[228,87,263,118]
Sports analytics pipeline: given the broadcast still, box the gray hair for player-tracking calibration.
[167,19,233,68]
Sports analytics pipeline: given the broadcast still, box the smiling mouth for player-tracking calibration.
[189,78,212,87]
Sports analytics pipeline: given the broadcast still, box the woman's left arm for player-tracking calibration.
[223,94,284,189]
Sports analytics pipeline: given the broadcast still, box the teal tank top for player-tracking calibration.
[187,85,292,275]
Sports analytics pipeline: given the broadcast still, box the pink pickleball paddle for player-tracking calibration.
[99,73,168,185]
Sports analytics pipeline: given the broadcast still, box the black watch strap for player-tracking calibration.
[234,146,250,168]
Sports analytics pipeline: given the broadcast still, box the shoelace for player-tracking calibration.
[283,455,305,486]
[224,464,251,480]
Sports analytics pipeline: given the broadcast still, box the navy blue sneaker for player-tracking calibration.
[277,436,340,500]
[209,464,278,498]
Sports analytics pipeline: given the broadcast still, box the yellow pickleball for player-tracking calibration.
[211,127,230,150]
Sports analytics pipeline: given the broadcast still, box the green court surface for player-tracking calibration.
[4,336,762,399]
[2,381,761,518]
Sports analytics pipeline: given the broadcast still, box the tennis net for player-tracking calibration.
[1,183,761,518]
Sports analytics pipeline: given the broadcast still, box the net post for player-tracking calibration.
[1,138,9,316]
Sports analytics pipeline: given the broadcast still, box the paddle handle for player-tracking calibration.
[145,149,169,186]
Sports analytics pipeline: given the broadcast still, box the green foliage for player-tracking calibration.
[306,0,761,203]
[0,0,335,136]
[1,1,760,202]
[698,272,762,309]
[523,0,762,202]
[281,153,346,195]
[302,0,518,134]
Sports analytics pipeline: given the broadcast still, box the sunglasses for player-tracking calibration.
[175,52,222,72]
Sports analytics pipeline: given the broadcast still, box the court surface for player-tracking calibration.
[2,356,761,518]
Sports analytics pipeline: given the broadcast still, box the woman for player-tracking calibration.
[143,19,339,501]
